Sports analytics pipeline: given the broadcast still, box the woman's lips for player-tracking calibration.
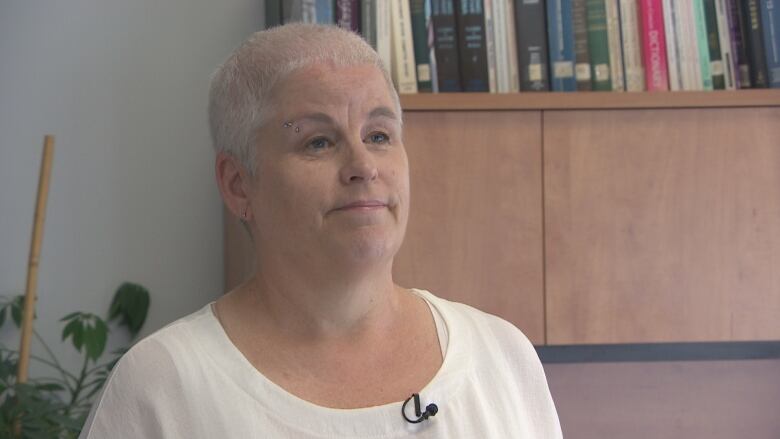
[334,200,387,211]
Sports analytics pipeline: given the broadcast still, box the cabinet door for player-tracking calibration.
[394,111,545,344]
[544,108,780,344]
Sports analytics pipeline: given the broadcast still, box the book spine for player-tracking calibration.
[606,0,626,90]
[694,0,714,89]
[515,0,551,91]
[742,0,770,86]
[266,0,282,27]
[620,0,646,91]
[505,0,522,91]
[304,0,318,23]
[411,0,434,91]
[548,0,578,90]
[587,0,613,90]
[377,1,393,74]
[484,0,499,92]
[760,0,780,87]
[316,0,335,24]
[336,0,361,32]
[362,0,377,48]
[573,0,594,89]
[492,0,511,92]
[715,0,737,88]
[675,1,699,90]
[662,0,683,89]
[391,0,419,93]
[728,0,752,86]
[456,0,491,91]
[426,0,440,92]
[704,0,725,89]
[639,0,669,90]
[432,0,463,91]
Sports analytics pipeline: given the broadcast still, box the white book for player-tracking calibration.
[390,0,418,93]
[619,0,645,91]
[425,0,439,92]
[492,0,510,92]
[674,0,699,90]
[714,0,736,89]
[505,0,520,92]
[605,0,625,91]
[484,0,498,93]
[377,1,393,86]
[663,0,682,90]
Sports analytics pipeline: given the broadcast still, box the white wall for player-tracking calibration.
[0,0,263,377]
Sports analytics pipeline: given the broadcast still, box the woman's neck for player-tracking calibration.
[237,259,404,342]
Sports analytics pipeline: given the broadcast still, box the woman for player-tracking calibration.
[80,23,562,438]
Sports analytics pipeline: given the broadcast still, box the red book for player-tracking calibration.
[639,0,669,90]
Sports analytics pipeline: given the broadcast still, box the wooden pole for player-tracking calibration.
[17,135,55,384]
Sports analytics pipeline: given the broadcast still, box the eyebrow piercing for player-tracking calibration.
[283,121,293,128]
[294,126,300,133]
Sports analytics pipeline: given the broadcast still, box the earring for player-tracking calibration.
[242,205,249,220]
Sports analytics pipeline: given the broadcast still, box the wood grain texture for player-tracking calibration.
[400,89,780,111]
[393,111,546,343]
[544,359,780,439]
[544,108,780,344]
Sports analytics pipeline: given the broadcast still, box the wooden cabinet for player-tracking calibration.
[393,111,545,343]
[544,107,780,344]
[225,90,780,345]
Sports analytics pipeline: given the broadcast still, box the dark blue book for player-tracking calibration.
[455,0,490,91]
[741,0,769,87]
[547,0,577,90]
[432,0,463,91]
[760,0,780,87]
[515,0,550,91]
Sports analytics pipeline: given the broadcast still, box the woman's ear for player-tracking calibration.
[215,150,253,222]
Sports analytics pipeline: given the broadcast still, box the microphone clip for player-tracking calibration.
[402,393,439,424]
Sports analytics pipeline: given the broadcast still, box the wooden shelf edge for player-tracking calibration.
[400,89,780,111]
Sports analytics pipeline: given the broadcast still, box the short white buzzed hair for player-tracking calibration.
[208,23,401,174]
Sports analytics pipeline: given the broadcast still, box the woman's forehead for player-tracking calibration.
[269,66,398,123]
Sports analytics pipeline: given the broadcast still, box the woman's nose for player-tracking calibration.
[339,140,378,184]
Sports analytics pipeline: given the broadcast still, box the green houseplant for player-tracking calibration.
[0,282,149,438]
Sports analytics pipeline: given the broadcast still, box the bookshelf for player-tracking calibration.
[391,91,780,345]
[400,89,780,110]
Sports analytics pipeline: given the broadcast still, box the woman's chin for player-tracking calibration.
[331,228,401,265]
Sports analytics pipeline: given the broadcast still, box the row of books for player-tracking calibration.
[266,0,780,92]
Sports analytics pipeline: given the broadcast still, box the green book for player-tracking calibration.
[693,0,714,90]
[703,0,725,89]
[586,0,611,91]
[410,0,433,92]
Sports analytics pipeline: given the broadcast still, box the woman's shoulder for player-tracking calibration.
[414,289,531,339]
[120,302,215,362]
[412,288,539,363]
[79,303,217,438]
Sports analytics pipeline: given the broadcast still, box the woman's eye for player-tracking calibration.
[306,137,331,151]
[367,132,390,145]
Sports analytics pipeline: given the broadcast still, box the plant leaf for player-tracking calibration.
[108,282,150,337]
[84,317,108,361]
[34,382,65,392]
[60,311,80,322]
[72,322,84,351]
[62,319,79,342]
[11,295,23,327]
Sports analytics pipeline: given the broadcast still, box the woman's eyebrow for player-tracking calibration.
[290,112,334,125]
[367,106,398,121]
[285,106,398,128]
